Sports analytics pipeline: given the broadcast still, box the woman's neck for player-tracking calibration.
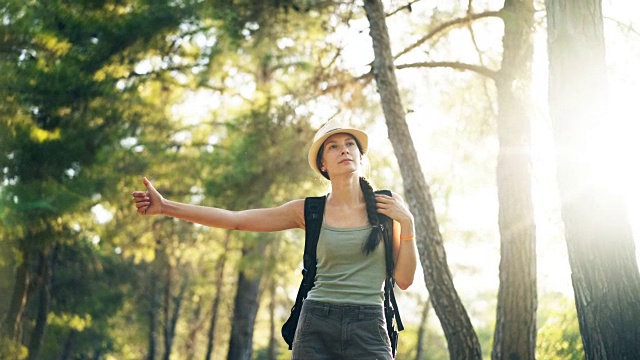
[328,175,363,206]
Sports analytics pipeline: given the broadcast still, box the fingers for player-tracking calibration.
[135,196,150,214]
[375,194,395,209]
[375,194,408,221]
[375,201,395,218]
[132,177,153,215]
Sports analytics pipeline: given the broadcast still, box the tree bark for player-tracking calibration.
[147,247,161,360]
[27,249,55,360]
[363,1,482,359]
[162,264,188,360]
[59,330,76,360]
[2,256,30,341]
[205,231,231,360]
[492,1,537,359]
[415,297,431,360]
[226,242,266,360]
[545,0,640,359]
[267,275,277,360]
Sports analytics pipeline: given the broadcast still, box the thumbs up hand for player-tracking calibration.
[132,177,164,215]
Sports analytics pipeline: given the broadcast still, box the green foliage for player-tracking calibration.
[0,337,28,360]
[537,295,584,360]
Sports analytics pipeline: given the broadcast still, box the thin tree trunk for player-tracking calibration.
[2,256,30,341]
[363,1,482,359]
[162,260,173,360]
[162,264,188,360]
[267,270,277,360]
[415,297,431,360]
[205,231,231,360]
[27,246,56,360]
[185,298,204,360]
[226,241,266,360]
[59,330,75,360]
[545,0,640,359]
[147,247,161,360]
[492,1,537,359]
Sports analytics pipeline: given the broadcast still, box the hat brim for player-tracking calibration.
[308,127,369,178]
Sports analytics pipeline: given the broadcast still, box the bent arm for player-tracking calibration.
[392,218,418,290]
[376,191,417,290]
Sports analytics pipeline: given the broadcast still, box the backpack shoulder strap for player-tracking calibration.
[375,190,405,333]
[375,189,393,278]
[282,195,327,350]
[302,195,326,283]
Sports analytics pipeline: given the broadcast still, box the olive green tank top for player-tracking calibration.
[306,222,386,305]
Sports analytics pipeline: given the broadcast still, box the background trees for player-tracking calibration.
[1,0,638,359]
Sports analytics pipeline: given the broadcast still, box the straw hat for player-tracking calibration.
[308,120,369,178]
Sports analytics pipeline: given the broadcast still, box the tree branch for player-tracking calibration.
[386,0,424,17]
[396,61,498,80]
[394,10,502,61]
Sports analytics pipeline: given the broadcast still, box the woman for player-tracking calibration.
[132,120,418,359]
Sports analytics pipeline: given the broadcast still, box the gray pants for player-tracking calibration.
[292,299,393,360]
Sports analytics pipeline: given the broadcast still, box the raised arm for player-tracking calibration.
[132,177,305,232]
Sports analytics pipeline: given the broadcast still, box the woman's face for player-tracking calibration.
[319,133,363,179]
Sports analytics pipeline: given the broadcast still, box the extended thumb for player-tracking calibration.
[143,177,154,190]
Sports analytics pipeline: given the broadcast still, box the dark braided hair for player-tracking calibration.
[359,177,393,255]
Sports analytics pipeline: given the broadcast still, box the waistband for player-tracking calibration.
[303,299,384,321]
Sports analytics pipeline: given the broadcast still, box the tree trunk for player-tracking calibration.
[492,1,537,359]
[27,249,54,360]
[226,241,265,360]
[267,267,277,360]
[162,260,173,360]
[147,247,161,360]
[545,0,640,359]
[415,297,431,360]
[59,330,75,360]
[362,1,482,359]
[2,256,30,341]
[205,231,231,360]
[162,264,188,360]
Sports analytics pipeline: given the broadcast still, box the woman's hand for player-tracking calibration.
[132,177,164,215]
[375,193,414,229]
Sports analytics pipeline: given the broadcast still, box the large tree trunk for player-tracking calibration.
[492,1,537,359]
[363,1,482,359]
[226,242,265,360]
[545,1,640,359]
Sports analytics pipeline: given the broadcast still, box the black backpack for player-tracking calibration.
[281,190,404,357]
